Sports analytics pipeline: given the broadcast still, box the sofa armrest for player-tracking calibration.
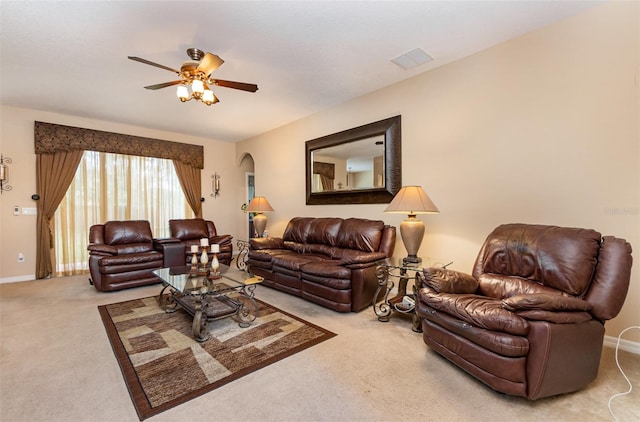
[153,237,181,245]
[87,244,117,256]
[154,239,185,267]
[502,293,593,313]
[420,267,479,294]
[339,251,386,266]
[250,237,285,250]
[210,234,233,246]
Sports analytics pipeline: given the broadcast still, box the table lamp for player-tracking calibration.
[384,185,439,264]
[246,196,274,238]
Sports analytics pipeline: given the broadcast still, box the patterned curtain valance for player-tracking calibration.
[34,121,204,169]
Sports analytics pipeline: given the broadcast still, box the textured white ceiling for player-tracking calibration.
[0,1,601,142]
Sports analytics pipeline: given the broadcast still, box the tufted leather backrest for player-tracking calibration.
[282,217,315,243]
[471,223,633,322]
[104,220,153,245]
[169,218,210,240]
[96,220,155,254]
[473,224,601,297]
[336,218,385,253]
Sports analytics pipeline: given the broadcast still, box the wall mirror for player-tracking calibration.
[305,115,401,205]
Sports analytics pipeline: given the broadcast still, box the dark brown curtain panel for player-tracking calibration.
[173,159,202,218]
[35,150,84,278]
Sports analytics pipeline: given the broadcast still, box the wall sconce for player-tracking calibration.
[211,173,221,198]
[0,154,12,193]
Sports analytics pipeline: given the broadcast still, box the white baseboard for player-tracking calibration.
[604,333,640,354]
[0,275,36,284]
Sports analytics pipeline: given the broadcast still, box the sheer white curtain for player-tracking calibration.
[54,151,193,276]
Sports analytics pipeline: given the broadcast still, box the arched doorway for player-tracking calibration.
[239,153,255,239]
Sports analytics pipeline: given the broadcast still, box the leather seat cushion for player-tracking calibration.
[417,300,529,357]
[99,251,163,267]
[301,261,351,279]
[248,249,293,262]
[418,287,530,336]
[271,254,326,271]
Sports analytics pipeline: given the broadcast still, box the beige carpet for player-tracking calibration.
[99,295,335,420]
[1,275,638,421]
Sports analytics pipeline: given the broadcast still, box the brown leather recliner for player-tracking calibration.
[416,223,633,400]
[168,219,233,266]
[88,220,165,291]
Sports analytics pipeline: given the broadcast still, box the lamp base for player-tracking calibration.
[399,214,425,265]
[402,255,422,265]
[253,213,267,238]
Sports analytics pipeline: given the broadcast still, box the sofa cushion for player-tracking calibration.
[478,274,564,299]
[336,218,385,253]
[502,293,593,313]
[307,218,343,246]
[98,251,163,270]
[282,217,314,243]
[271,253,326,271]
[514,310,593,324]
[417,300,529,357]
[475,224,601,296]
[418,287,530,336]
[301,261,351,280]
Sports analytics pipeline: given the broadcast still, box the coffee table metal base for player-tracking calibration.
[158,283,258,342]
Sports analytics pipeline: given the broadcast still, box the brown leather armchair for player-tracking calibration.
[88,220,164,291]
[416,223,633,400]
[168,219,233,266]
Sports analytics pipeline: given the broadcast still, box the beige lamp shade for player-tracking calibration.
[246,196,274,237]
[384,186,439,264]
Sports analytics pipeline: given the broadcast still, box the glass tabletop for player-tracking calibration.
[153,265,262,295]
[377,257,430,272]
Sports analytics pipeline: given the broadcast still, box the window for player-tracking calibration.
[54,151,193,276]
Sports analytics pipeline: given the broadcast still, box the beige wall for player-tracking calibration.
[236,2,639,340]
[0,106,246,281]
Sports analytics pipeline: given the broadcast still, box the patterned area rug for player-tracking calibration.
[98,296,336,420]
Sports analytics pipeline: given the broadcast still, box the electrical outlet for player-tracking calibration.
[18,253,25,263]
[13,206,20,216]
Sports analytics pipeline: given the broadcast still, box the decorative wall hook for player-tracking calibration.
[0,154,12,193]
[211,173,221,197]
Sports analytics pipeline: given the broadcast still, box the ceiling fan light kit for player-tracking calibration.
[129,48,258,107]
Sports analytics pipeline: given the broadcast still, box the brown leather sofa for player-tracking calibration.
[248,217,396,312]
[416,223,633,399]
[88,220,167,292]
[168,218,233,266]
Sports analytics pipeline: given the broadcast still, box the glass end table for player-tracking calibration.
[372,257,430,332]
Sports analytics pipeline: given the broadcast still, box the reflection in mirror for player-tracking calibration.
[311,135,384,192]
[305,115,401,205]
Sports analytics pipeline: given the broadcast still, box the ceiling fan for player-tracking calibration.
[128,48,258,106]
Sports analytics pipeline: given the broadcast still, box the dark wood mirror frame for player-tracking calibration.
[305,115,401,205]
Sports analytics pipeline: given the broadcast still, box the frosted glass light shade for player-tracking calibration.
[191,79,204,94]
[176,85,189,99]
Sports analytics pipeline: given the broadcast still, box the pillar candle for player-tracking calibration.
[200,238,209,247]
[190,244,199,253]
[210,244,220,253]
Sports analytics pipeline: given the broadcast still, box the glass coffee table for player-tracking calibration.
[153,265,263,342]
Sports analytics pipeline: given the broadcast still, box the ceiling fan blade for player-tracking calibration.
[144,80,183,90]
[128,56,180,74]
[211,79,258,93]
[197,52,224,76]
